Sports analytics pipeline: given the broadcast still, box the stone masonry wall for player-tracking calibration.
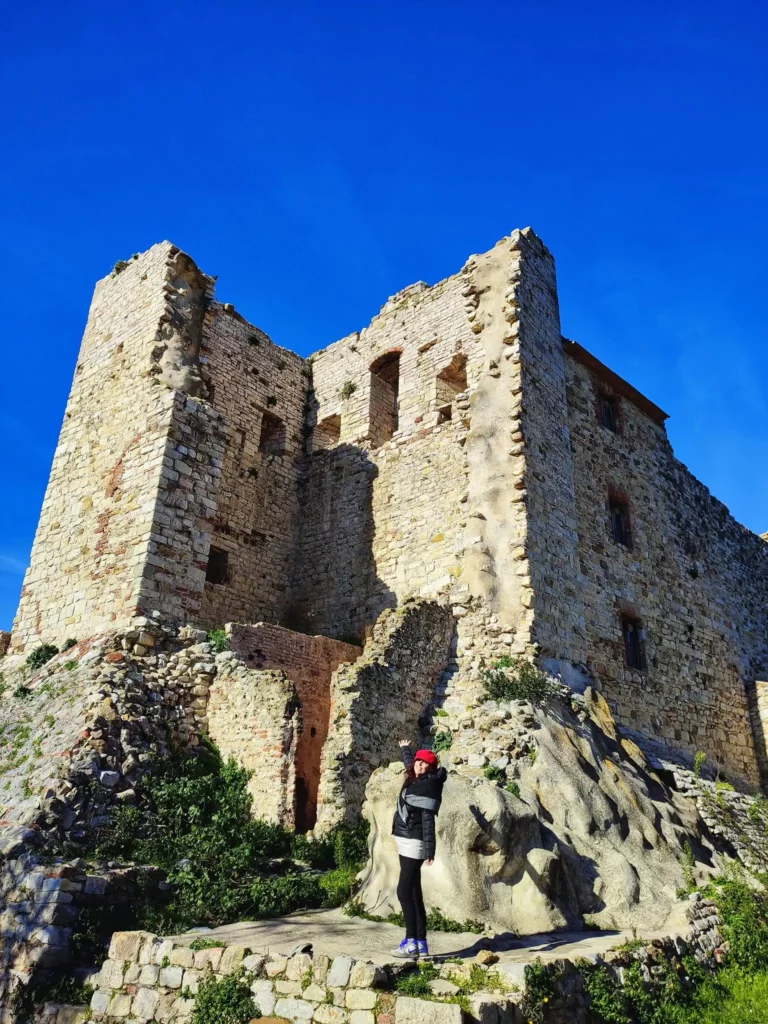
[316,600,455,829]
[196,305,310,630]
[563,351,768,783]
[206,657,301,827]
[10,246,184,651]
[228,623,361,828]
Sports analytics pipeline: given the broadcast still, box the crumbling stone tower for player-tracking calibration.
[10,229,768,788]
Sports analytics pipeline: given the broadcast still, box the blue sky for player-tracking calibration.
[1,0,766,630]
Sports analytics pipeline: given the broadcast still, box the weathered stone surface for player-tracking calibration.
[395,996,463,1024]
[274,997,315,1020]
[327,956,354,989]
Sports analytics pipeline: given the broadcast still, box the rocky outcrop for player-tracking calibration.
[357,686,717,935]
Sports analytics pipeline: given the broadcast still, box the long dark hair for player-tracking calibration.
[401,760,435,791]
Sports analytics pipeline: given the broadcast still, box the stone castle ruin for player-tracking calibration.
[8,228,768,800]
[2,227,768,1023]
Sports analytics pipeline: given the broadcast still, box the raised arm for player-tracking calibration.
[399,740,415,771]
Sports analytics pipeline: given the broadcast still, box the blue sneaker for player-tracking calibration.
[391,938,418,958]
[416,940,430,958]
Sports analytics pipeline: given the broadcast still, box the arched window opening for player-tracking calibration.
[369,351,401,446]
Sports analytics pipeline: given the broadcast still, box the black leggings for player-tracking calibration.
[397,855,426,940]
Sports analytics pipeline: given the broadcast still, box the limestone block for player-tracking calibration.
[303,983,327,1002]
[219,944,249,974]
[252,979,276,1016]
[312,953,331,985]
[276,979,303,995]
[169,946,194,968]
[348,961,385,988]
[89,990,111,1015]
[106,992,133,1018]
[468,993,521,1023]
[349,1013,375,1024]
[159,965,183,988]
[266,953,289,977]
[243,953,266,974]
[286,952,313,980]
[327,956,354,988]
[345,989,376,1010]
[395,996,463,1023]
[133,987,160,1020]
[274,997,315,1020]
[313,1005,349,1023]
[97,959,125,989]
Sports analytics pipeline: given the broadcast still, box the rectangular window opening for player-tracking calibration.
[313,413,341,452]
[369,351,401,446]
[259,411,286,455]
[437,404,452,424]
[610,497,632,549]
[206,547,229,586]
[622,615,646,671]
[599,393,619,433]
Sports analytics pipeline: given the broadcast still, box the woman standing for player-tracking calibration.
[391,739,447,958]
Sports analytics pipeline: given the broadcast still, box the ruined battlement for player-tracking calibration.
[8,228,768,786]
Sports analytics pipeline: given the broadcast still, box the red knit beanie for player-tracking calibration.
[414,749,439,768]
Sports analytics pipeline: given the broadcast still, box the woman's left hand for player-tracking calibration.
[424,859,434,867]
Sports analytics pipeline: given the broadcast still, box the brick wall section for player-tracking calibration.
[315,600,454,829]
[562,352,768,782]
[206,658,301,826]
[228,623,361,828]
[196,307,310,630]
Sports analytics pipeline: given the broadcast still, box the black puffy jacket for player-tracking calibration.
[391,747,447,860]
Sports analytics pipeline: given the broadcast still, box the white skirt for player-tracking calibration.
[395,836,427,860]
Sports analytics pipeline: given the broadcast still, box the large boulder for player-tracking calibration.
[357,689,700,935]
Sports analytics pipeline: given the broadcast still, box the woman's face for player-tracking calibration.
[414,759,430,777]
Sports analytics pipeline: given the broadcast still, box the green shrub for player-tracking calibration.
[484,764,506,784]
[480,657,559,706]
[26,644,59,670]
[506,780,521,798]
[433,731,452,753]
[62,638,78,651]
[90,740,369,932]
[396,960,440,997]
[340,381,357,400]
[207,629,230,653]
[749,795,768,824]
[64,660,78,671]
[693,751,707,778]
[13,684,32,699]
[191,970,257,1024]
[716,779,736,792]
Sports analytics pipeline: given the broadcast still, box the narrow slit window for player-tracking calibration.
[610,498,632,549]
[206,547,229,585]
[622,616,646,670]
[369,351,401,446]
[599,393,619,433]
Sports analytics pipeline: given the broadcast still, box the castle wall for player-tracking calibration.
[294,262,483,640]
[228,622,361,828]
[563,352,768,783]
[10,245,185,651]
[195,308,309,631]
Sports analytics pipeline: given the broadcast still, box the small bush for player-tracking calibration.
[433,731,452,753]
[484,764,506,784]
[716,779,736,793]
[62,638,78,651]
[191,970,257,1024]
[480,657,559,706]
[189,937,226,951]
[396,960,440,997]
[64,660,78,671]
[340,381,357,400]
[693,751,707,778]
[207,629,230,653]
[13,684,32,699]
[26,644,59,670]
[749,796,768,824]
[505,780,521,798]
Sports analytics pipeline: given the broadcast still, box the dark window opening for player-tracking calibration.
[313,414,341,452]
[435,354,468,412]
[610,497,632,548]
[258,411,286,455]
[369,351,401,446]
[622,616,646,671]
[437,404,452,424]
[599,393,619,433]
[206,547,229,585]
